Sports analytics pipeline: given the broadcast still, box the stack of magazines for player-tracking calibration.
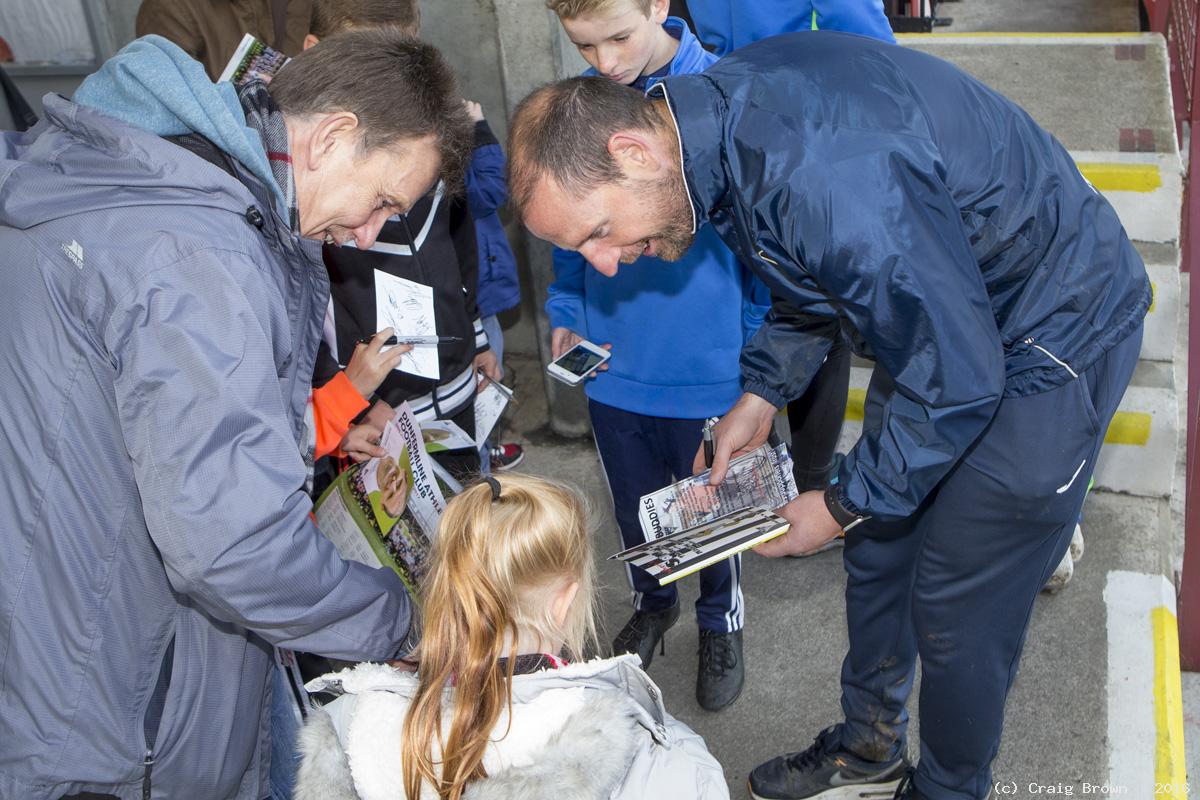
[610,443,798,586]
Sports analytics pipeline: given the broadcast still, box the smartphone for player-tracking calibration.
[546,339,611,386]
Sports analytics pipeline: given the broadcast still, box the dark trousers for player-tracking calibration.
[589,399,744,633]
[838,328,1141,799]
[787,338,851,491]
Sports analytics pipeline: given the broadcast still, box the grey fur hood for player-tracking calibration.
[295,655,730,800]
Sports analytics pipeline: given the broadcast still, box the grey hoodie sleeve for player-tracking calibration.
[106,247,411,660]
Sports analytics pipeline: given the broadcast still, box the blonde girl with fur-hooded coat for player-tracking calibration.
[294,654,729,799]
[293,474,729,800]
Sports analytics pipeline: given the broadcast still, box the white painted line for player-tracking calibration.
[1104,571,1186,794]
[1070,150,1178,165]
[899,33,1160,46]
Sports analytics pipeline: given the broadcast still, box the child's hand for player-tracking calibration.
[551,327,581,360]
[344,328,411,398]
[550,327,611,377]
[463,99,484,122]
[474,349,502,386]
[340,423,386,463]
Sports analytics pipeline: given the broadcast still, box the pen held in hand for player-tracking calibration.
[356,334,463,346]
[702,417,717,469]
[476,368,517,403]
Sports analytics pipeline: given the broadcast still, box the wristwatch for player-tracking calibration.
[823,484,869,532]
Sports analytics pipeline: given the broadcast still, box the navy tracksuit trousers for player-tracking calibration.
[589,399,744,633]
[836,327,1142,799]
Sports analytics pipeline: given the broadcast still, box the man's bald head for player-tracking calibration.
[506,76,668,216]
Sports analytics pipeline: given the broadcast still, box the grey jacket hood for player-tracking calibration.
[0,92,264,232]
[296,656,730,800]
[72,34,281,205]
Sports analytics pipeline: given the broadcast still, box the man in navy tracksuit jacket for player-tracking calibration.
[509,32,1150,800]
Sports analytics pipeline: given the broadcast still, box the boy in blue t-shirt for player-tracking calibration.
[546,0,768,712]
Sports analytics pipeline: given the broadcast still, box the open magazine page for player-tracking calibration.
[638,443,798,539]
[473,378,511,446]
[611,507,788,586]
[420,379,513,453]
[218,33,289,86]
[420,419,475,453]
[313,403,451,597]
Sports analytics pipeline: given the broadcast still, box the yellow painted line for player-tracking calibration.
[845,388,866,422]
[1150,282,1157,313]
[842,389,1150,443]
[1077,162,1163,193]
[1151,606,1186,794]
[1105,411,1151,446]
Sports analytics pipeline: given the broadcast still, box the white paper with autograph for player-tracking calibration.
[374,271,438,380]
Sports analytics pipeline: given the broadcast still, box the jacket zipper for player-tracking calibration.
[1023,337,1079,378]
[142,749,154,800]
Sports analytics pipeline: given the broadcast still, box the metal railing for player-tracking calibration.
[1146,0,1200,668]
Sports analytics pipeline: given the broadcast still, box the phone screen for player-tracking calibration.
[556,344,606,376]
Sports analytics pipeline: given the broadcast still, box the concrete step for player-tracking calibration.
[902,33,1183,244]
[1136,241,1181,363]
[900,33,1176,155]
[1094,359,1179,498]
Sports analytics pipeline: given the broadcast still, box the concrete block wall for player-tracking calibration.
[419,0,595,435]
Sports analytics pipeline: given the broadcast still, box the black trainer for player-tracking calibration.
[748,725,908,800]
[696,628,744,711]
[611,604,680,669]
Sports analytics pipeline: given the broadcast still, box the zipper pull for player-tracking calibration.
[142,749,154,800]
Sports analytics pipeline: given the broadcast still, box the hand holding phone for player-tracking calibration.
[550,327,583,360]
[546,337,611,386]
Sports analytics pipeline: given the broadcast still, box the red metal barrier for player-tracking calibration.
[1184,130,1200,670]
[1151,0,1200,669]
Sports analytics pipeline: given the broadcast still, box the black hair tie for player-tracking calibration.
[484,475,501,501]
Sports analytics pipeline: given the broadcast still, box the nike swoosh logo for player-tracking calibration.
[1056,459,1088,494]
[827,768,902,789]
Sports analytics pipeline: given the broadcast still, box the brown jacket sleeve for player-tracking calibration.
[135,0,313,81]
[135,0,206,66]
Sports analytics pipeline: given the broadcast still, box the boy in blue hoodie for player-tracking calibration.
[546,0,769,712]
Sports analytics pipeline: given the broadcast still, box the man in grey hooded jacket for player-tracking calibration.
[0,29,470,800]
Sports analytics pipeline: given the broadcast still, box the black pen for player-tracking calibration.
[355,334,463,346]
[476,368,517,402]
[702,417,717,469]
